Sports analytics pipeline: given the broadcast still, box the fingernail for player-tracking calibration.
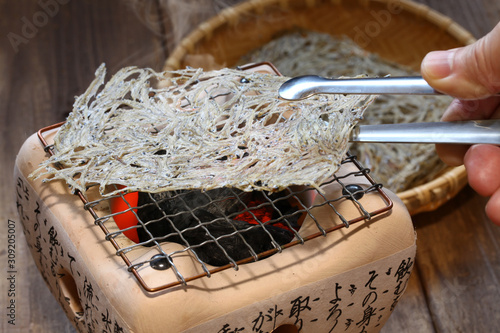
[422,50,454,79]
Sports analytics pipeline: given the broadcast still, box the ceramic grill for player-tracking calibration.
[16,120,416,332]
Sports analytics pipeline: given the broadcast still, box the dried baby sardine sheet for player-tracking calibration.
[31,64,374,197]
[241,31,452,192]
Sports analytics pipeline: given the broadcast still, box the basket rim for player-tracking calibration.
[164,0,476,71]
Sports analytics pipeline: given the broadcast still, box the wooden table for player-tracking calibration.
[1,1,499,332]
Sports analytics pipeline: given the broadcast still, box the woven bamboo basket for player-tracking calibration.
[164,0,474,215]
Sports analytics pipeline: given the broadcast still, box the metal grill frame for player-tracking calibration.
[37,122,393,293]
[35,62,393,292]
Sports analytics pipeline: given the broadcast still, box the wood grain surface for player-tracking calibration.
[1,1,499,332]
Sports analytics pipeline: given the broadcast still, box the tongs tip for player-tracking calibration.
[278,75,324,101]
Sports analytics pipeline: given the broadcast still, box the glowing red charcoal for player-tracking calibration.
[234,199,295,233]
[110,187,300,258]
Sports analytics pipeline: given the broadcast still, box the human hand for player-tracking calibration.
[421,22,500,224]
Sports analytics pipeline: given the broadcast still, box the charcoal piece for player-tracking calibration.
[136,188,299,266]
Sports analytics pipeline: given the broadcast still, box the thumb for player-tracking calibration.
[421,22,500,99]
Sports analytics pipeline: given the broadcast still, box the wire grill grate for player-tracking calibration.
[37,125,392,293]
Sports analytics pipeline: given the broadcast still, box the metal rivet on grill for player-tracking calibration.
[150,255,171,270]
[342,184,364,200]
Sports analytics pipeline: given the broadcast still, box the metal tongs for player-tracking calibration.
[278,75,500,145]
